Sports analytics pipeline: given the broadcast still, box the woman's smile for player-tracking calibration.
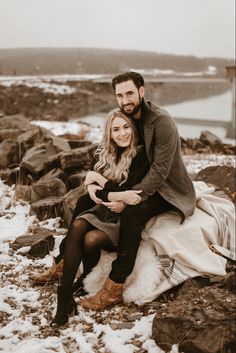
[111,117,132,147]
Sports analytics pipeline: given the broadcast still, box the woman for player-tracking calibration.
[52,109,149,326]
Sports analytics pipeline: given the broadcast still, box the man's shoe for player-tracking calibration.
[79,277,123,310]
[29,258,64,285]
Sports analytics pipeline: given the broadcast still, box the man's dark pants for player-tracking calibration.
[109,193,173,283]
[56,192,173,285]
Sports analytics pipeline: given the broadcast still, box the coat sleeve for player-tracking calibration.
[132,116,179,201]
[95,148,149,201]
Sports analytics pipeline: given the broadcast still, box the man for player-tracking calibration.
[31,72,196,309]
[79,71,196,310]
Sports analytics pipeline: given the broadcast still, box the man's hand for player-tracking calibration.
[121,190,142,205]
[87,184,103,204]
[102,201,126,213]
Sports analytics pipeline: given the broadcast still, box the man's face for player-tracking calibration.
[115,80,144,117]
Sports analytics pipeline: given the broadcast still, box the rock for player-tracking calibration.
[16,126,53,156]
[0,129,23,143]
[9,227,55,258]
[110,322,135,330]
[181,132,235,155]
[20,133,71,176]
[62,184,87,225]
[152,286,236,353]
[126,313,143,321]
[14,184,31,202]
[0,167,33,186]
[200,130,223,146]
[176,277,211,298]
[0,139,19,168]
[30,196,64,221]
[59,144,96,172]
[67,171,87,189]
[50,135,71,153]
[66,139,92,149]
[31,177,67,204]
[181,137,204,153]
[38,168,65,183]
[20,141,58,175]
[218,271,236,294]
[195,165,235,202]
[0,114,31,130]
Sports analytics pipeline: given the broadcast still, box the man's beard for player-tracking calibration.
[120,96,142,117]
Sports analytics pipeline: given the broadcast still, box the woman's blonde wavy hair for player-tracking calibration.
[94,109,139,185]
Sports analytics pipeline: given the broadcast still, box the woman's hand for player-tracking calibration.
[102,201,126,213]
[87,184,103,204]
[85,171,108,188]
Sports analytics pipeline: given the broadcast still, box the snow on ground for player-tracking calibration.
[0,79,76,95]
[0,179,168,353]
[32,119,103,145]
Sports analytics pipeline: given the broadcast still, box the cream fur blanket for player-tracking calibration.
[83,182,235,305]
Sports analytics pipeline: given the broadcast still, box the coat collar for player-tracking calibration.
[141,99,156,159]
[141,99,158,125]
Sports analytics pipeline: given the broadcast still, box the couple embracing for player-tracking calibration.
[32,71,196,326]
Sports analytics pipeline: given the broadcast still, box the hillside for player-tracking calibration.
[0,47,234,76]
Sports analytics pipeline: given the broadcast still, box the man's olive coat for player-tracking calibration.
[132,100,196,220]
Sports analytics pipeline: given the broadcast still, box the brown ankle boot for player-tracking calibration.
[79,277,123,310]
[30,258,64,285]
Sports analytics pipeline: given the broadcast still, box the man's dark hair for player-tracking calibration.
[112,71,145,90]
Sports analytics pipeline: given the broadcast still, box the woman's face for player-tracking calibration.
[110,116,133,147]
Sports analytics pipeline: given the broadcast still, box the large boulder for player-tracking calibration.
[62,184,87,226]
[195,165,236,203]
[16,125,55,155]
[152,286,235,353]
[199,130,223,146]
[31,177,67,204]
[58,144,96,172]
[30,196,64,221]
[67,170,87,189]
[20,137,70,175]
[9,226,55,258]
[0,139,19,168]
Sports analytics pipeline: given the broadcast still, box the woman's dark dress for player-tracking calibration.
[77,146,149,247]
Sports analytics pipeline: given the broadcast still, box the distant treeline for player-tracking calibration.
[0,47,234,76]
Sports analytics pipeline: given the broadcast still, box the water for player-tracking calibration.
[163,91,233,142]
[164,91,231,121]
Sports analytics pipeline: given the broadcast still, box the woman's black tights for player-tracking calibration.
[62,218,116,288]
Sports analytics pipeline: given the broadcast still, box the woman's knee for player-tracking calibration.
[83,230,100,249]
[70,218,89,235]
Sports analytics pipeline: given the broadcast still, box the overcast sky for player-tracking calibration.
[0,0,235,58]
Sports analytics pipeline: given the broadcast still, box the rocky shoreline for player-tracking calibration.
[0,78,230,121]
